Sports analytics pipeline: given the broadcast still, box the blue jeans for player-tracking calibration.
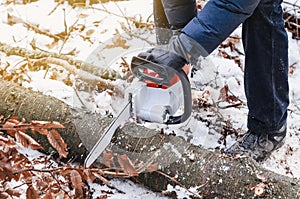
[154,0,289,133]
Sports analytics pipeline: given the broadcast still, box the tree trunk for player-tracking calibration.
[1,79,299,198]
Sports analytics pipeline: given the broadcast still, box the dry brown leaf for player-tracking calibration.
[70,170,83,196]
[219,85,229,101]
[105,36,130,49]
[147,163,158,173]
[77,13,89,19]
[0,192,10,199]
[42,192,52,199]
[6,188,21,198]
[0,135,10,143]
[8,116,20,122]
[102,150,114,168]
[117,154,138,177]
[47,130,68,158]
[2,120,18,137]
[289,64,296,75]
[26,185,39,199]
[86,29,95,36]
[0,115,4,122]
[15,131,43,150]
[31,121,65,129]
[83,169,96,183]
[34,128,49,135]
[97,195,108,199]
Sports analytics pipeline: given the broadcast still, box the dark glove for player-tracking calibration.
[137,48,188,71]
[136,34,204,70]
[136,35,191,70]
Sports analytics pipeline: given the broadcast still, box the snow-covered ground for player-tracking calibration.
[1,0,300,198]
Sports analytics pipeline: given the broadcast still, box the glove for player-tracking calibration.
[136,33,204,70]
[136,35,190,70]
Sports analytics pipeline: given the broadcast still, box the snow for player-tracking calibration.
[1,0,300,198]
[90,178,169,199]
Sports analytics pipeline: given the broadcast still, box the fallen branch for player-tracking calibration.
[31,57,123,94]
[0,42,120,80]
[8,14,64,41]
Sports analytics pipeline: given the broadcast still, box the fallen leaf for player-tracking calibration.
[83,169,96,183]
[70,170,83,197]
[86,29,95,36]
[31,121,65,129]
[117,154,138,177]
[219,85,229,101]
[147,163,158,173]
[6,188,21,197]
[47,130,68,158]
[34,128,49,135]
[15,131,43,150]
[26,186,39,199]
[105,35,130,49]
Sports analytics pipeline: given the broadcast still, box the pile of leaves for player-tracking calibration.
[0,116,100,198]
[0,116,161,198]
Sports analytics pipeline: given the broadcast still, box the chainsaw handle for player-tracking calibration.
[166,69,191,124]
[131,56,192,124]
[131,56,174,86]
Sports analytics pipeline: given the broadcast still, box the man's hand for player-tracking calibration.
[136,47,189,71]
[133,34,204,71]
[134,35,191,70]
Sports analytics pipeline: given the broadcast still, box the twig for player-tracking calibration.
[11,183,29,191]
[25,21,63,41]
[121,56,129,68]
[217,102,244,109]
[73,87,87,108]
[59,9,80,54]
[13,166,130,178]
[63,8,68,35]
[113,1,131,31]
[217,85,245,109]
[91,4,154,30]
[8,14,64,41]
[48,0,64,16]
[283,1,300,9]
[90,5,135,22]
[124,31,156,46]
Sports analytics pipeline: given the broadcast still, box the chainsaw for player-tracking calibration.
[84,56,192,167]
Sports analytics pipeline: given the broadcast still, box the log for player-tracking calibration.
[0,79,300,198]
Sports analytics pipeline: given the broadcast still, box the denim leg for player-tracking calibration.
[154,0,197,44]
[160,0,197,30]
[243,0,289,133]
[153,0,172,44]
[182,0,261,55]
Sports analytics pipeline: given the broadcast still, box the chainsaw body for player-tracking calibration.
[127,56,192,124]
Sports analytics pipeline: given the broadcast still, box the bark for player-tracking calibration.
[0,79,300,198]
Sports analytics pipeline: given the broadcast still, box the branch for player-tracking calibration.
[0,42,120,81]
[31,57,124,95]
[8,14,64,41]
